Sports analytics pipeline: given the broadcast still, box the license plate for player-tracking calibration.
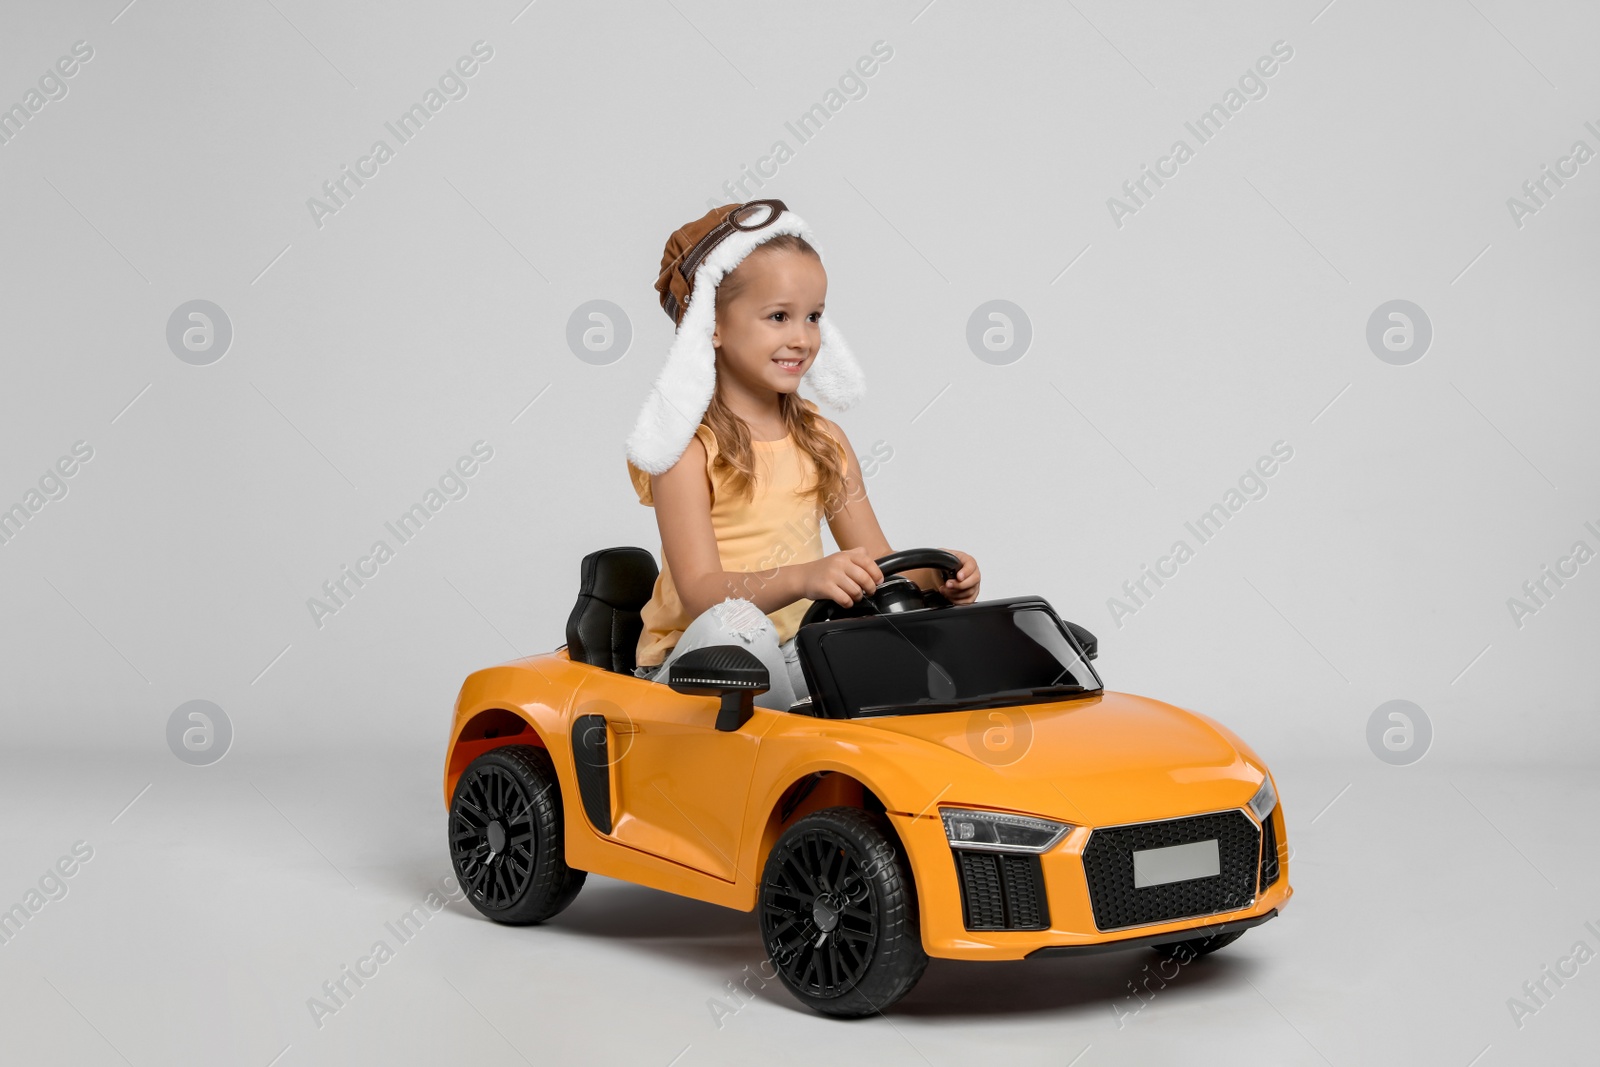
[1132,839,1220,888]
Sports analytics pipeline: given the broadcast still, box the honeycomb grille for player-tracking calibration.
[1259,809,1281,891]
[955,851,1049,931]
[1082,810,1259,930]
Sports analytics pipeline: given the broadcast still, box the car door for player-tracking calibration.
[570,673,767,882]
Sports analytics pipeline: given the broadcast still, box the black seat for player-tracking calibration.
[565,547,659,673]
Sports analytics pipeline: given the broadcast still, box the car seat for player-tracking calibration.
[565,547,658,673]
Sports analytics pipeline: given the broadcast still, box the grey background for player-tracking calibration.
[2,1,1596,1064]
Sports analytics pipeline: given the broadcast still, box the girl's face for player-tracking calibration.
[711,247,827,397]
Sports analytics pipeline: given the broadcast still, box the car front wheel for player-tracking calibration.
[449,745,585,925]
[759,807,928,1018]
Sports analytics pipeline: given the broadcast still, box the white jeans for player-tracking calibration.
[634,598,809,710]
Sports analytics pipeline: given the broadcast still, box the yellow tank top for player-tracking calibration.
[628,415,844,668]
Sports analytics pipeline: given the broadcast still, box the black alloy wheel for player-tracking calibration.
[759,807,928,1017]
[449,745,585,925]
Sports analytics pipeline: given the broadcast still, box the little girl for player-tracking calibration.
[624,199,980,710]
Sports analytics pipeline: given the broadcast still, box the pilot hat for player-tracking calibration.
[625,199,866,475]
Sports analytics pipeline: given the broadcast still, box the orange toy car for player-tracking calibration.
[443,547,1291,1017]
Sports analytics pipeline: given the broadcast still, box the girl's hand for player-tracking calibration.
[803,548,884,608]
[941,549,981,604]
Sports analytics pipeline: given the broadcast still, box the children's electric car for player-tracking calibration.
[443,547,1291,1017]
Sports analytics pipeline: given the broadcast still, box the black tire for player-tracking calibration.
[1150,928,1244,961]
[449,745,585,925]
[759,807,928,1018]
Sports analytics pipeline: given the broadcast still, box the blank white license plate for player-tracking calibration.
[1132,839,1220,888]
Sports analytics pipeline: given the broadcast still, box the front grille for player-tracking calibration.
[1259,810,1281,890]
[1082,810,1259,930]
[955,851,1049,931]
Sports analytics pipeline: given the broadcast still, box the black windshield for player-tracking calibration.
[799,599,1103,718]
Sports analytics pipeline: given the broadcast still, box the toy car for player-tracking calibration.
[443,547,1291,1017]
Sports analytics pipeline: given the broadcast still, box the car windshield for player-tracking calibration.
[805,601,1103,718]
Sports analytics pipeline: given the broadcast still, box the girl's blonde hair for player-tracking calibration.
[704,234,848,512]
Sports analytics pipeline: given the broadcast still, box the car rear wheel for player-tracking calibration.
[449,745,585,925]
[759,807,928,1018]
[1150,928,1245,961]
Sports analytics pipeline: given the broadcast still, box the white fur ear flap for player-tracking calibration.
[804,315,866,410]
[625,284,718,475]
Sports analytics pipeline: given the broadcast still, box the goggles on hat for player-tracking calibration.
[656,199,788,325]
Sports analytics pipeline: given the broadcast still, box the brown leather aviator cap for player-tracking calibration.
[653,198,788,326]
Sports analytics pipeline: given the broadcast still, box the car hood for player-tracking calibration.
[846,689,1263,826]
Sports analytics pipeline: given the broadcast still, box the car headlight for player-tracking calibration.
[940,807,1072,853]
[1247,776,1277,822]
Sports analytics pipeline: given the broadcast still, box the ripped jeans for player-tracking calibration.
[633,598,809,711]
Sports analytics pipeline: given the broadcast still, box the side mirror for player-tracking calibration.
[1063,620,1098,661]
[667,645,770,731]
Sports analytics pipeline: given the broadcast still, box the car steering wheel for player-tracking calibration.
[799,548,963,628]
